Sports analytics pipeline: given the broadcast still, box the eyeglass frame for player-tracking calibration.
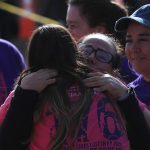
[78,43,114,64]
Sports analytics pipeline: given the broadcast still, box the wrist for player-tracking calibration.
[118,87,135,101]
[118,91,129,101]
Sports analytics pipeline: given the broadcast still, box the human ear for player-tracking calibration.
[95,25,107,33]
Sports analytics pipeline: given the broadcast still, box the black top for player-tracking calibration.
[117,88,150,150]
[0,86,38,150]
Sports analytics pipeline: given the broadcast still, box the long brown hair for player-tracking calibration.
[18,24,92,149]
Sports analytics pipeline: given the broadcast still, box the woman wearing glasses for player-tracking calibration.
[78,33,150,150]
[78,33,120,76]
[78,33,136,102]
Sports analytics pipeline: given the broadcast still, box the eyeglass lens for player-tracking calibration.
[79,44,113,63]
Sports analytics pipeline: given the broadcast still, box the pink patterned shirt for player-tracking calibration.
[0,86,131,150]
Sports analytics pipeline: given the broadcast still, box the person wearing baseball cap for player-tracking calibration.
[115,4,150,109]
[115,4,150,149]
[115,4,150,32]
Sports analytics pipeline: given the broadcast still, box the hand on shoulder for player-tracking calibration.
[20,69,58,93]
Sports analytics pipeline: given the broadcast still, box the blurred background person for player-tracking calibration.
[123,0,150,14]
[0,39,26,105]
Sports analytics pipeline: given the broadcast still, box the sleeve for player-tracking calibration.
[0,86,39,150]
[117,88,150,150]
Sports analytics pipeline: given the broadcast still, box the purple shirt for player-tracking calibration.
[128,75,150,110]
[119,56,138,84]
[0,39,26,104]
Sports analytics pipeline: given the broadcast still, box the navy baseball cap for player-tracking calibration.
[115,4,150,32]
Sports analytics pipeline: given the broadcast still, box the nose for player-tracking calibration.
[68,27,74,36]
[87,53,96,65]
[68,29,78,41]
[129,41,140,53]
[67,26,71,33]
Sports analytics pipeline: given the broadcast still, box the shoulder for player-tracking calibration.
[0,90,15,124]
[1,90,15,108]
[0,39,17,51]
[0,39,26,69]
[128,75,143,88]
[0,39,24,59]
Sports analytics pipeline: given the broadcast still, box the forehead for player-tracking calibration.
[127,22,150,37]
[66,5,86,23]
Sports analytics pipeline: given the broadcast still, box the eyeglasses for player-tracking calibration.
[78,43,113,63]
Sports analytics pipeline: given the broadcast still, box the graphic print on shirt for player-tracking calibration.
[97,97,123,140]
[68,95,127,150]
[29,91,129,150]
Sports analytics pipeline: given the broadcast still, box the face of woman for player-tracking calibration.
[125,22,150,80]
[79,38,116,74]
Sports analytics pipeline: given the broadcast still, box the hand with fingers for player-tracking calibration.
[20,69,58,93]
[83,72,128,100]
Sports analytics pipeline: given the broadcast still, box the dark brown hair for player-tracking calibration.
[19,24,92,149]
[67,0,128,45]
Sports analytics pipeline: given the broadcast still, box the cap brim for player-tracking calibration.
[115,16,149,32]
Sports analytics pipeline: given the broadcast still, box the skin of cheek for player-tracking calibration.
[88,61,113,74]
[125,45,150,76]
